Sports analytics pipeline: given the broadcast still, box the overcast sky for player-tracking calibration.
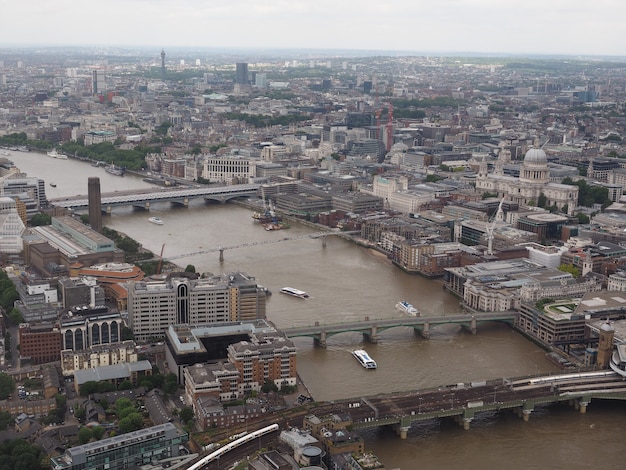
[1,0,624,57]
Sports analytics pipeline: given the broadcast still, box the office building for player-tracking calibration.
[236,62,249,85]
[164,319,277,382]
[125,272,267,341]
[92,70,105,95]
[50,423,186,470]
[0,196,25,253]
[19,322,62,364]
[59,304,123,351]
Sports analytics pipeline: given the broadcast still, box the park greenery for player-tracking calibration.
[100,227,153,263]
[562,177,610,208]
[0,132,164,171]
[0,270,19,317]
[0,439,48,470]
[29,213,52,226]
[79,370,179,398]
[0,373,14,400]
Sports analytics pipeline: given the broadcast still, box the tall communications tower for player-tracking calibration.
[161,49,166,81]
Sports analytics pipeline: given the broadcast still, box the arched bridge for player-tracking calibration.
[281,312,518,346]
[49,184,260,211]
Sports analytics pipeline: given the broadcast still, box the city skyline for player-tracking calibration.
[1,1,624,58]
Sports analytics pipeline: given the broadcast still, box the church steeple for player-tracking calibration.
[494,145,511,176]
[587,157,594,179]
[478,154,488,179]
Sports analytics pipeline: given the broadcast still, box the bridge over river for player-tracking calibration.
[306,370,626,438]
[49,184,260,211]
[281,312,518,346]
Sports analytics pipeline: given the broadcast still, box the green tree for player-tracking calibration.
[184,264,196,273]
[8,308,24,325]
[162,373,179,396]
[78,427,93,444]
[179,406,194,425]
[261,379,278,393]
[537,193,548,208]
[0,373,14,400]
[425,174,444,183]
[0,411,12,430]
[92,426,105,440]
[115,398,134,415]
[121,326,135,341]
[117,380,133,391]
[74,405,86,423]
[558,264,580,278]
[577,213,590,224]
[29,213,51,226]
[118,412,144,434]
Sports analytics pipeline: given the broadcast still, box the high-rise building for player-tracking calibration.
[255,73,267,88]
[88,177,102,232]
[236,62,249,85]
[92,70,105,94]
[161,49,166,81]
[0,196,25,253]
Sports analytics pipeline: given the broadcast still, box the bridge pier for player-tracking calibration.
[321,235,327,248]
[363,326,378,344]
[219,248,224,263]
[106,206,112,214]
[395,425,410,439]
[170,198,190,207]
[470,316,477,334]
[314,331,327,348]
[579,400,589,414]
[516,402,534,421]
[414,322,430,339]
[573,398,590,413]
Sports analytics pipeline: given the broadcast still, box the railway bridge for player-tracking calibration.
[281,312,518,347]
[310,370,626,439]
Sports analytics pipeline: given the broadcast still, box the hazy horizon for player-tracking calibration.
[1,1,624,58]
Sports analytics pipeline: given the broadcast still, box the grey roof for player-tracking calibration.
[74,360,152,385]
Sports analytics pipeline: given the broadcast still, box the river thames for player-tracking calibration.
[9,150,626,469]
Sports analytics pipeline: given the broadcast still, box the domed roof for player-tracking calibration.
[524,147,547,164]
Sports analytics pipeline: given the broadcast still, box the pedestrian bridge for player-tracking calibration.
[281,312,518,346]
[49,184,260,211]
